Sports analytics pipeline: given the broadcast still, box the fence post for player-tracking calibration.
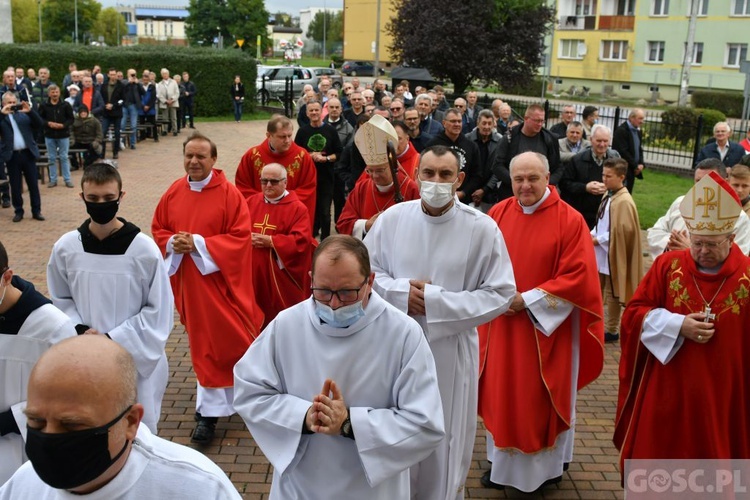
[692,113,704,167]
[543,100,550,128]
[613,106,621,128]
[284,77,292,118]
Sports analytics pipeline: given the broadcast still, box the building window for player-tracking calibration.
[600,40,628,61]
[649,85,660,92]
[687,0,709,15]
[145,19,154,36]
[166,19,173,37]
[683,42,704,65]
[651,0,669,15]
[617,0,635,15]
[733,0,750,15]
[575,0,597,15]
[726,43,748,67]
[559,39,585,59]
[647,41,665,63]
[620,84,631,91]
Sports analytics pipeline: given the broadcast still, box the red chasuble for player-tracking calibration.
[247,191,315,328]
[397,142,420,180]
[336,169,420,236]
[478,188,604,453]
[152,169,264,388]
[615,246,750,471]
[235,139,317,229]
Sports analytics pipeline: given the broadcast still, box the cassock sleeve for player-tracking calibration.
[522,288,574,336]
[421,226,516,342]
[349,329,445,487]
[336,187,365,237]
[47,241,84,326]
[235,150,258,199]
[641,309,685,364]
[190,235,220,275]
[270,205,313,277]
[233,327,315,475]
[107,245,174,379]
[646,197,682,259]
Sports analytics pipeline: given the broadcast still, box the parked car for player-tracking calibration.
[255,65,316,103]
[341,61,385,76]
[309,67,344,89]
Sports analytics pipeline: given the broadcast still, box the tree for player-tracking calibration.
[185,0,270,52]
[272,12,295,27]
[306,10,343,44]
[387,0,553,95]
[12,0,40,43]
[42,0,101,43]
[92,7,127,46]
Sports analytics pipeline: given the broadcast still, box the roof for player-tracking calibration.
[272,26,303,34]
[390,66,439,82]
[135,7,189,19]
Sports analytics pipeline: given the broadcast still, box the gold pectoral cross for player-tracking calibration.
[253,214,277,235]
[702,306,716,323]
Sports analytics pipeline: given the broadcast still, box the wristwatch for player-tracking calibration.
[340,411,355,440]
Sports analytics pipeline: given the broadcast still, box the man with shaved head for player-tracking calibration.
[0,336,241,498]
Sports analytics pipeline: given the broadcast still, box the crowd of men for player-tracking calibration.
[0,63,197,222]
[2,71,750,499]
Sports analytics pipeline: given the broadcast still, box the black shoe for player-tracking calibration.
[32,213,45,221]
[563,462,570,472]
[2,200,10,209]
[12,213,23,222]
[191,417,216,444]
[161,131,167,137]
[113,153,119,159]
[605,332,620,343]
[536,475,563,491]
[173,131,178,136]
[189,125,195,129]
[480,470,505,490]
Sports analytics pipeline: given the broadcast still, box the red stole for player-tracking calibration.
[152,169,264,387]
[478,188,604,453]
[247,191,315,328]
[615,246,750,470]
[235,139,317,230]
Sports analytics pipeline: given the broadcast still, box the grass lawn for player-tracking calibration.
[195,111,274,123]
[633,170,693,229]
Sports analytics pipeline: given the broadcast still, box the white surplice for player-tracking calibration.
[47,231,174,433]
[646,195,750,259]
[0,424,241,499]
[363,199,516,500]
[233,292,445,500]
[0,304,76,484]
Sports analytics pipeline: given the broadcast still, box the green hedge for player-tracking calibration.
[691,90,744,118]
[661,107,726,145]
[0,43,257,117]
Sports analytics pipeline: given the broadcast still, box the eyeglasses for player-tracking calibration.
[365,167,388,175]
[390,107,402,111]
[690,237,731,250]
[455,105,465,108]
[260,178,286,185]
[311,278,368,303]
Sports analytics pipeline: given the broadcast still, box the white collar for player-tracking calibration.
[186,171,213,192]
[519,187,551,214]
[264,190,289,204]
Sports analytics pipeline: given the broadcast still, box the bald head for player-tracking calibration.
[261,163,287,179]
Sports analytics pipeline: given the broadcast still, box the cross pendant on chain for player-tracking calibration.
[702,306,716,323]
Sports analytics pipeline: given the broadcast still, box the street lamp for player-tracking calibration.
[322,0,327,60]
[74,0,79,43]
[37,0,42,43]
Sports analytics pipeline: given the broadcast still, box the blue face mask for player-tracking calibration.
[315,300,365,328]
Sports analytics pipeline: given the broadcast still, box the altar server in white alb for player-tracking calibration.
[234,235,445,499]
[0,335,241,499]
[46,162,173,433]
[363,145,516,500]
[0,242,76,484]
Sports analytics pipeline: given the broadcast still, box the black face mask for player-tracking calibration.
[25,405,132,490]
[85,198,120,225]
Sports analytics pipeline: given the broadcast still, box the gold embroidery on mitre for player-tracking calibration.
[679,173,741,235]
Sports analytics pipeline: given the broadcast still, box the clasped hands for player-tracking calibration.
[679,312,714,344]
[305,379,348,435]
[172,231,195,254]
[666,229,690,252]
[503,292,526,316]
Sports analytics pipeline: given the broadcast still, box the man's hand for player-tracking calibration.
[636,164,644,175]
[667,229,690,252]
[471,188,484,205]
[679,312,714,343]
[504,292,525,316]
[592,235,599,246]
[364,213,380,232]
[408,279,431,316]
[586,181,607,195]
[252,233,272,248]
[105,103,113,110]
[456,190,466,201]
[306,379,348,435]
[172,231,195,254]
[83,328,103,335]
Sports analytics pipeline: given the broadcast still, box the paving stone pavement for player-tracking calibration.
[2,121,626,499]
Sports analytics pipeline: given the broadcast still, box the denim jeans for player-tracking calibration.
[101,116,121,157]
[233,100,243,122]
[45,137,71,184]
[121,104,139,146]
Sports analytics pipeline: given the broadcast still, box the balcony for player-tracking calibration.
[598,15,634,30]
[558,15,597,30]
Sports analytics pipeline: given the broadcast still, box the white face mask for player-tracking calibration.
[419,179,456,208]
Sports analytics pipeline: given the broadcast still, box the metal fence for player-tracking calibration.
[255,77,296,118]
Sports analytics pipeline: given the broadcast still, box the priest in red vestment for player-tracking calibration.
[152,131,264,445]
[337,115,420,239]
[615,171,750,480]
[478,152,604,492]
[247,163,315,328]
[394,121,420,179]
[235,115,317,229]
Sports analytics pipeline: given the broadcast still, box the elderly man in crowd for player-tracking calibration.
[550,104,577,139]
[234,235,445,499]
[0,336,241,498]
[612,108,646,193]
[695,121,746,173]
[558,121,590,165]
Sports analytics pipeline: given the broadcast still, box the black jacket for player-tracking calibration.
[611,121,644,180]
[100,81,125,118]
[38,99,75,139]
[559,148,621,229]
[121,80,145,106]
[426,131,483,203]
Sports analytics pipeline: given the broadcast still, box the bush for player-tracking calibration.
[661,107,698,145]
[500,77,546,98]
[692,90,744,118]
[0,43,257,117]
[695,108,727,134]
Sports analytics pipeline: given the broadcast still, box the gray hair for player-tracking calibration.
[415,94,433,106]
[567,121,584,131]
[714,121,731,134]
[477,109,495,121]
[590,124,612,139]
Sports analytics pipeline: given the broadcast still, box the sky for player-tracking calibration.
[100,0,344,15]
